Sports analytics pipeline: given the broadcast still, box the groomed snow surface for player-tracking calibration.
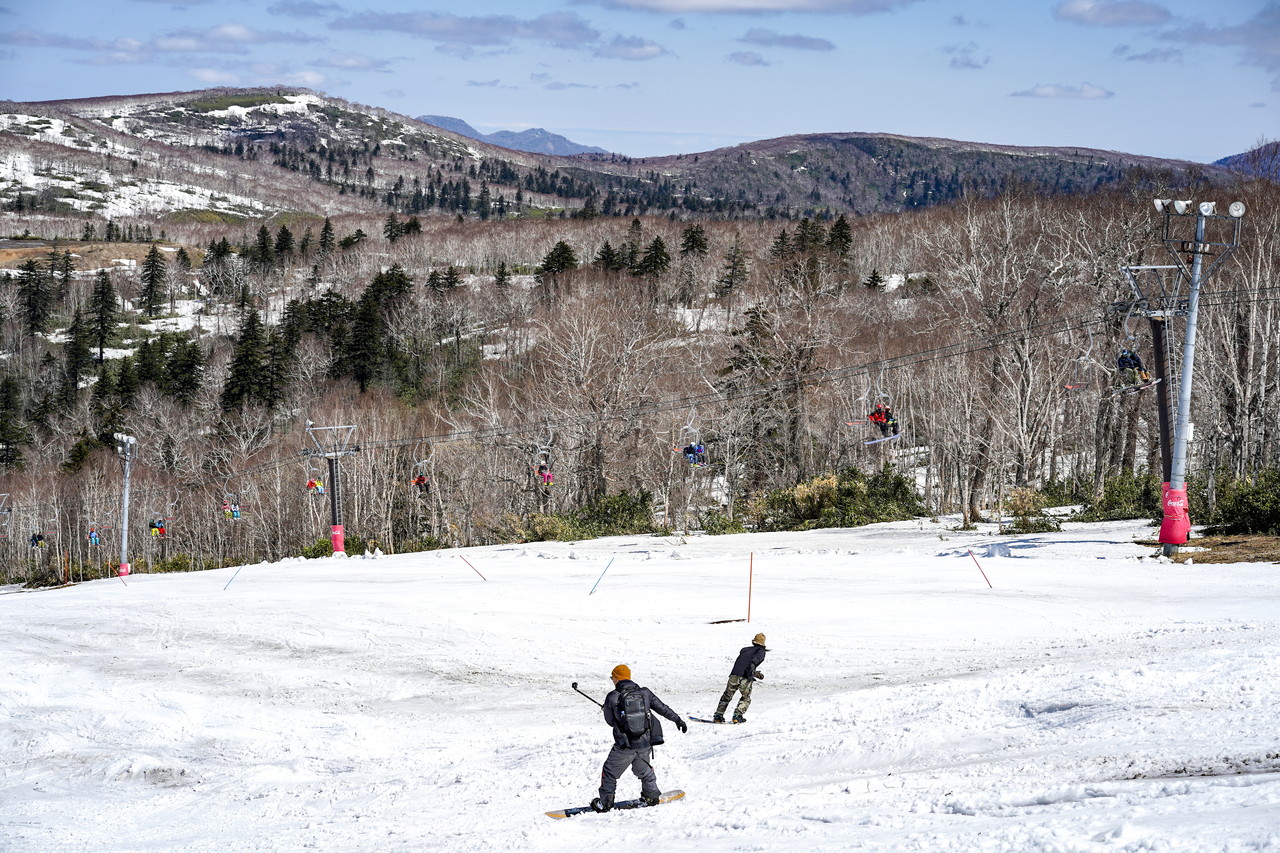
[3,518,1279,852]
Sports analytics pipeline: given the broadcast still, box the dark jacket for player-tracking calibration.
[730,643,767,680]
[1117,350,1145,370]
[603,680,682,749]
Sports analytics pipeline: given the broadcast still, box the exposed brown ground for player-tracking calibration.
[1137,534,1280,564]
[0,241,181,271]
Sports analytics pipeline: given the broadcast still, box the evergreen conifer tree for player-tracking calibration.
[88,270,119,362]
[220,312,269,411]
[318,218,335,254]
[537,241,579,281]
[635,236,671,278]
[594,240,623,271]
[827,214,852,260]
[493,261,511,287]
[115,356,140,410]
[17,259,53,335]
[679,224,709,257]
[0,375,29,471]
[165,338,205,406]
[274,225,295,260]
[58,310,94,410]
[253,225,275,267]
[139,244,167,318]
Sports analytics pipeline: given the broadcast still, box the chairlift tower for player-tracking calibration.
[1148,199,1245,555]
[1113,264,1184,486]
[304,421,359,556]
[114,432,138,576]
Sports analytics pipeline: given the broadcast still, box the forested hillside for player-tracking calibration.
[1,88,1277,585]
[2,170,1277,584]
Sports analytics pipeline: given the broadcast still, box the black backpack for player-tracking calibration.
[616,686,652,738]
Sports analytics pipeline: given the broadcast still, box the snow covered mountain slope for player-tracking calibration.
[3,517,1278,851]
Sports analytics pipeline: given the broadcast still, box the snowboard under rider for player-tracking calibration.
[592,664,687,813]
[714,633,768,723]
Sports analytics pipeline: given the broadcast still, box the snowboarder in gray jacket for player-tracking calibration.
[714,633,767,723]
[592,664,687,812]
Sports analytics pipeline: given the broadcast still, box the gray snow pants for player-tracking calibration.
[599,744,659,801]
[715,674,754,717]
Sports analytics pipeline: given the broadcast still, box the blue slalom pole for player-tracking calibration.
[588,558,614,596]
[223,564,246,590]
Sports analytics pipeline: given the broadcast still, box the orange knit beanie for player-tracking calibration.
[611,664,631,680]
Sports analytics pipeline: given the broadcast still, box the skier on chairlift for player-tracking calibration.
[411,473,430,493]
[679,441,708,467]
[868,402,899,437]
[1117,347,1151,389]
[306,476,325,495]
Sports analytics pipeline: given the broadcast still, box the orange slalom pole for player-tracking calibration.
[460,555,488,581]
[967,549,993,588]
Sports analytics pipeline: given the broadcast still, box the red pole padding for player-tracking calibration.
[1158,482,1190,545]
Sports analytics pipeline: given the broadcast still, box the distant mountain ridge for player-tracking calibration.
[416,114,608,156]
[0,87,1235,223]
[1214,141,1279,180]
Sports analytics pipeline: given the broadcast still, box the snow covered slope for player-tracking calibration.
[2,517,1278,851]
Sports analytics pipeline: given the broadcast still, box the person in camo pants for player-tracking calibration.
[714,633,768,723]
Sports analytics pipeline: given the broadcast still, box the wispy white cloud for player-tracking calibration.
[1159,5,1280,90]
[1112,44,1182,63]
[311,51,392,71]
[942,41,988,70]
[739,27,834,50]
[154,23,323,52]
[531,71,594,89]
[268,1,343,17]
[1051,0,1171,27]
[728,50,769,65]
[0,29,117,50]
[190,67,241,84]
[467,79,502,87]
[330,10,598,48]
[594,34,668,59]
[575,0,919,13]
[1011,81,1114,99]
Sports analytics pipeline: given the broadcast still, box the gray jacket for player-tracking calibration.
[603,680,682,749]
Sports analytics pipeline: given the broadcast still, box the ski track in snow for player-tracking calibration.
[2,518,1279,852]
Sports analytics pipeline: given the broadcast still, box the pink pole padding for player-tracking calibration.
[1158,483,1190,545]
[967,549,993,588]
[118,562,130,577]
[331,524,345,554]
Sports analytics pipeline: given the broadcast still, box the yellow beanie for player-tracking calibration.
[611,664,631,680]
[753,633,766,646]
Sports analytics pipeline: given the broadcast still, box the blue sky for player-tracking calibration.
[1,0,1275,161]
